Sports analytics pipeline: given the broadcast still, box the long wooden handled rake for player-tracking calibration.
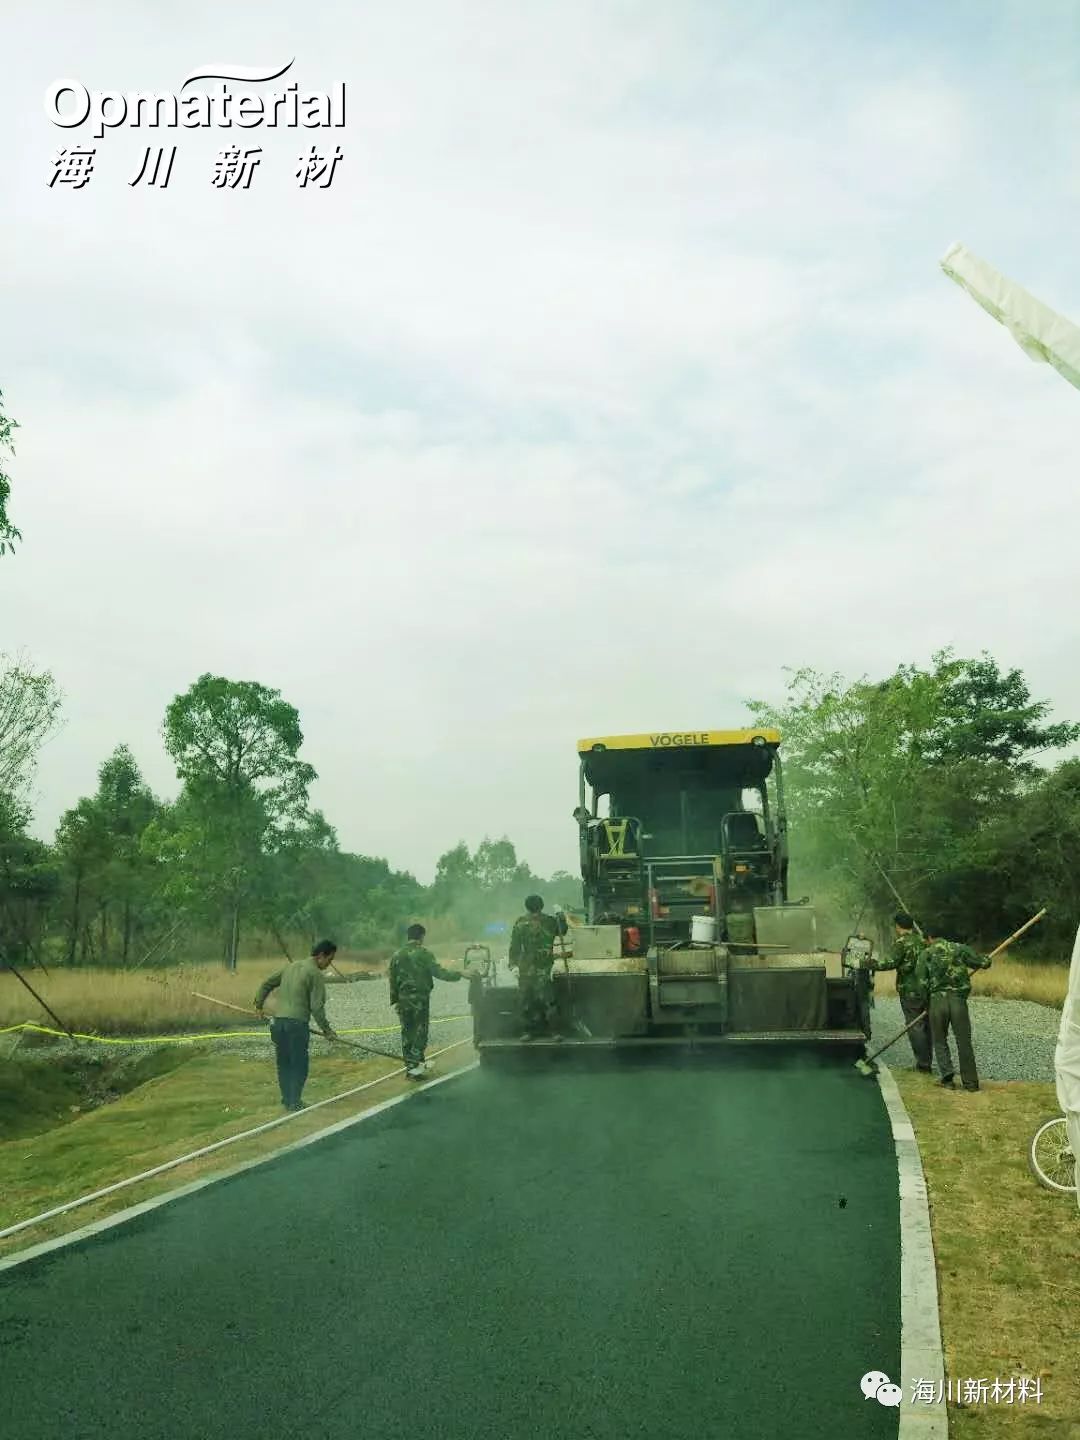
[853,908,1047,1077]
[191,992,404,1063]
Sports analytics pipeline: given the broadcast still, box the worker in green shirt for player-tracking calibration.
[508,894,568,1040]
[918,932,992,1092]
[871,913,932,1072]
[389,924,465,1079]
[255,939,340,1111]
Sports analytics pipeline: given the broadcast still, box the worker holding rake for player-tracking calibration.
[255,939,340,1111]
[919,932,992,1092]
[870,913,932,1073]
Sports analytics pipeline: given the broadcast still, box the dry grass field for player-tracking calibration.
[868,954,1068,1008]
[0,952,389,1036]
[894,1072,1079,1437]
[2,946,1067,1038]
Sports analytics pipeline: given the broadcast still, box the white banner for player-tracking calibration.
[940,241,1080,392]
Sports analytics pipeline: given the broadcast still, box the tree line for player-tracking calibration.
[748,650,1080,956]
[0,663,577,971]
[0,388,18,556]
[7,394,1076,966]
[3,643,1077,969]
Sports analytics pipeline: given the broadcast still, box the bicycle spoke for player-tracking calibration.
[1030,1118,1077,1194]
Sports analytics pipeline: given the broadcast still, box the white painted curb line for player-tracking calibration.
[0,1061,479,1274]
[876,1062,947,1439]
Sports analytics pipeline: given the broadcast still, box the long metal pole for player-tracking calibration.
[863,849,925,939]
[1,958,75,1039]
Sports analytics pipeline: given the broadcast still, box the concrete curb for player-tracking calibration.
[876,1062,948,1439]
[0,1061,479,1274]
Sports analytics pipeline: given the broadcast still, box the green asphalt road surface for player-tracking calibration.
[1,1050,901,1439]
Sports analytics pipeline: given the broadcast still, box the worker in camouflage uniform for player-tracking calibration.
[871,913,932,1073]
[508,894,568,1041]
[919,932,992,1091]
[388,924,465,1079]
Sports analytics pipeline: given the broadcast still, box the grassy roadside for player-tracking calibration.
[0,953,390,1036]
[3,950,1067,1039]
[893,1072,1079,1437]
[0,1038,476,1262]
[0,1048,193,1140]
[872,955,1068,1008]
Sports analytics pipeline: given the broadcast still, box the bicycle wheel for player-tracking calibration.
[1028,1116,1077,1194]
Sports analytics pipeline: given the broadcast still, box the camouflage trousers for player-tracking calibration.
[395,995,430,1068]
[899,993,932,1070]
[516,960,556,1035]
[929,991,979,1090]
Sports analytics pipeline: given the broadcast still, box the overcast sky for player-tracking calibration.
[3,1,1080,883]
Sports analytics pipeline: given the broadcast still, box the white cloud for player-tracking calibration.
[3,1,1080,881]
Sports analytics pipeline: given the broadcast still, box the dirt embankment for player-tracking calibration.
[0,1049,193,1142]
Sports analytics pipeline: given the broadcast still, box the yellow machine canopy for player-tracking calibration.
[577,732,782,857]
[578,730,780,791]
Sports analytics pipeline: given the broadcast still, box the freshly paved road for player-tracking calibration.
[1,1049,900,1439]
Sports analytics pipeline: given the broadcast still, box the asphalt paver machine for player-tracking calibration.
[470,730,874,1053]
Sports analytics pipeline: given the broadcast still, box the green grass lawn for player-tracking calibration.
[0,1049,192,1140]
[0,1044,474,1259]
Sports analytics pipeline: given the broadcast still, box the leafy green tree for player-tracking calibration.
[425,836,577,937]
[161,675,318,970]
[250,809,339,950]
[977,759,1080,953]
[920,653,1078,769]
[55,796,108,964]
[0,654,62,797]
[546,869,582,909]
[55,746,160,964]
[474,837,519,891]
[249,832,427,953]
[0,389,20,555]
[0,790,59,968]
[748,651,1078,944]
[429,842,478,915]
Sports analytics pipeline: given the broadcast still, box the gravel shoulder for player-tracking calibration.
[869,995,1060,1083]
[9,959,1062,1085]
[4,949,477,1066]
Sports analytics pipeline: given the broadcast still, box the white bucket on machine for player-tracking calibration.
[690,914,717,945]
